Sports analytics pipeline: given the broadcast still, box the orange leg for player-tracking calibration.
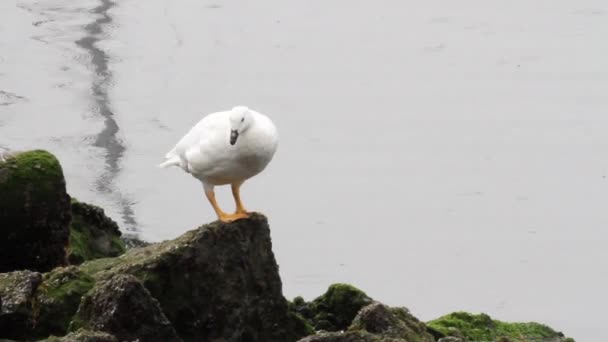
[204,184,248,222]
[231,181,250,216]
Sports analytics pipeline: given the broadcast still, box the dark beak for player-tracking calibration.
[230,130,239,145]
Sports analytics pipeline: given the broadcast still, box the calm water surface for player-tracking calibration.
[1,1,607,340]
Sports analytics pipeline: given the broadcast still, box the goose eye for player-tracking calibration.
[241,118,244,122]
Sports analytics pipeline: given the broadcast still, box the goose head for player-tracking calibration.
[229,106,253,145]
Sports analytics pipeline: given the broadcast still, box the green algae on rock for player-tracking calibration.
[291,283,373,331]
[33,267,95,338]
[427,312,574,342]
[68,200,125,265]
[20,214,311,342]
[84,214,311,342]
[351,303,435,341]
[299,302,435,342]
[0,150,71,272]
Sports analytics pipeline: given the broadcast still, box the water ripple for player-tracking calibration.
[76,0,138,232]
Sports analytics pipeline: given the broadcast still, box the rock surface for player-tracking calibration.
[80,213,311,341]
[437,337,463,342]
[291,283,373,331]
[299,302,435,342]
[0,150,578,342]
[299,330,398,342]
[0,150,71,272]
[0,214,311,342]
[67,201,125,265]
[351,302,435,341]
[427,312,574,342]
[0,270,42,339]
[42,329,117,342]
[33,266,96,338]
[70,274,180,342]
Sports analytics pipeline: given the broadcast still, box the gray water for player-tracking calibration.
[1,0,607,340]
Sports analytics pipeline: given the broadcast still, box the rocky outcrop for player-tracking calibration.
[350,302,435,341]
[67,201,125,265]
[70,274,179,341]
[0,270,42,339]
[0,150,578,342]
[0,150,126,271]
[33,266,96,338]
[427,312,575,342]
[0,150,71,272]
[79,213,311,341]
[291,283,373,331]
[298,302,435,342]
[0,214,311,342]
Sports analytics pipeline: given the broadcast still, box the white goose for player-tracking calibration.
[159,106,278,222]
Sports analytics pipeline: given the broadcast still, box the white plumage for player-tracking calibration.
[159,106,278,222]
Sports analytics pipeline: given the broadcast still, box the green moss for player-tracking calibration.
[427,312,573,341]
[286,310,315,338]
[291,283,374,332]
[67,201,126,265]
[0,150,64,205]
[0,150,71,273]
[78,257,125,276]
[68,226,89,263]
[0,150,63,182]
[68,216,126,263]
[313,283,373,330]
[33,267,95,337]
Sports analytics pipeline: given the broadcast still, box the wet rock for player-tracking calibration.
[427,311,575,341]
[70,274,179,342]
[298,330,398,342]
[67,201,125,265]
[350,302,434,341]
[33,266,96,338]
[1,214,310,341]
[0,270,42,339]
[78,213,311,341]
[292,283,373,331]
[299,302,435,342]
[41,329,117,342]
[437,337,464,342]
[0,150,71,272]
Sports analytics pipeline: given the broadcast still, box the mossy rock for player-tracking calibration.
[24,214,310,342]
[33,267,95,338]
[300,302,435,342]
[350,303,435,342]
[427,312,574,341]
[68,200,125,265]
[292,283,373,331]
[80,214,311,341]
[0,150,71,272]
